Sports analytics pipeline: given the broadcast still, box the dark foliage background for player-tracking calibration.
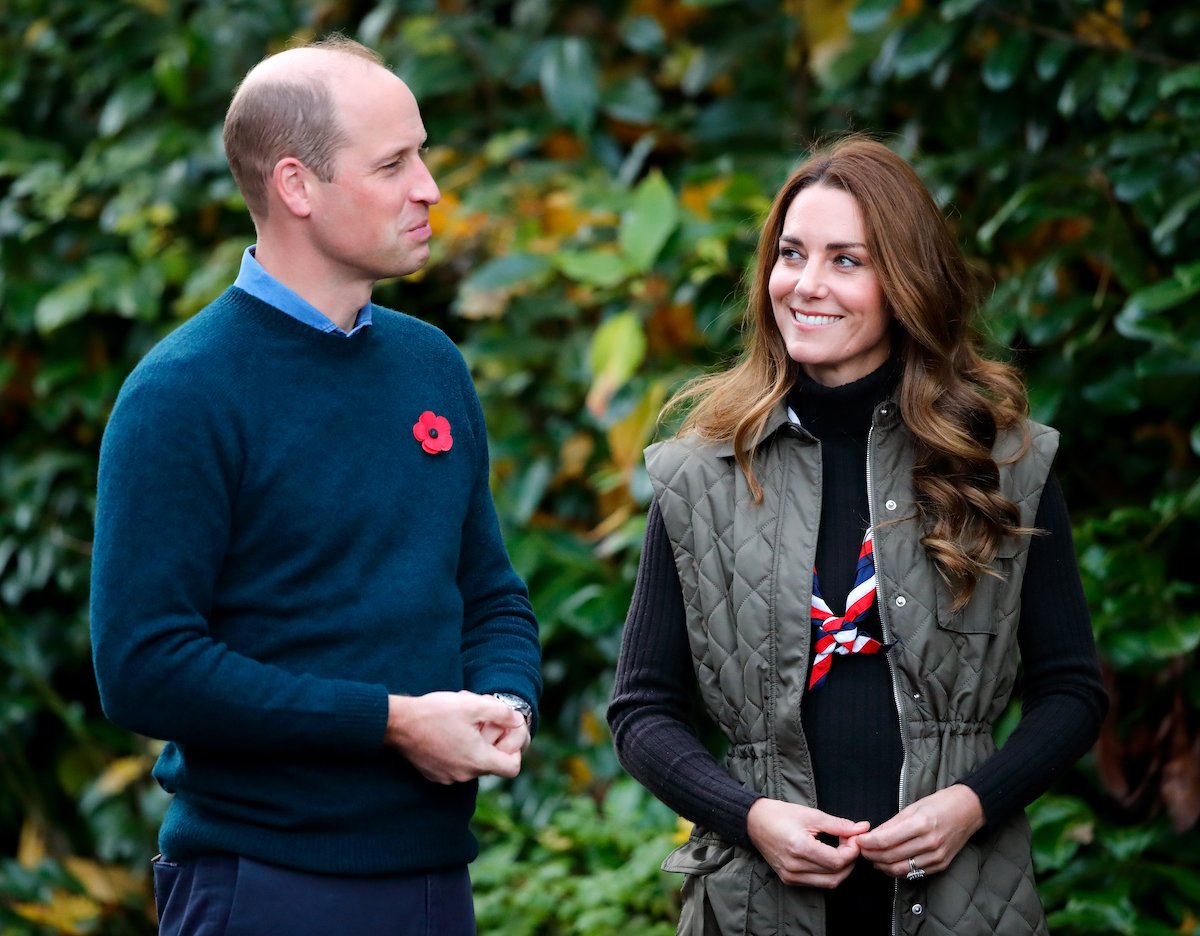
[2,0,1197,933]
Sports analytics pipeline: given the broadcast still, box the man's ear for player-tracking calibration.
[272,157,314,218]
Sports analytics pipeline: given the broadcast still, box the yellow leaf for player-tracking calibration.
[579,709,608,745]
[564,754,593,792]
[24,19,51,46]
[555,432,594,482]
[786,0,858,81]
[538,827,574,852]
[629,0,704,37]
[541,130,586,160]
[11,891,100,935]
[64,857,142,905]
[541,190,582,238]
[17,819,45,869]
[608,380,667,476]
[1074,10,1131,48]
[93,754,153,798]
[679,177,729,221]
[673,817,694,845]
[430,191,488,246]
[589,501,633,541]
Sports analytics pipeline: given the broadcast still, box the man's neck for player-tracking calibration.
[253,240,373,333]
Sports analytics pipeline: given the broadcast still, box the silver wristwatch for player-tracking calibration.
[491,692,533,728]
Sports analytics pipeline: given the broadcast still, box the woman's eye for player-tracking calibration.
[835,254,861,268]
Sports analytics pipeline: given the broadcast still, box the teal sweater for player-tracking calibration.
[90,287,541,874]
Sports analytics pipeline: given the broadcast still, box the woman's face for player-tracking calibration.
[768,184,891,387]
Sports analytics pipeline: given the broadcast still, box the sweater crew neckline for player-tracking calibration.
[225,286,379,354]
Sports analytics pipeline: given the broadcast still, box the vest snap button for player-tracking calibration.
[885,499,897,510]
[896,595,907,607]
[912,903,924,915]
[913,692,920,699]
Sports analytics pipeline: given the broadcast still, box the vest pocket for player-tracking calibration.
[934,541,1019,636]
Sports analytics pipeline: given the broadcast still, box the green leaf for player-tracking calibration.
[982,31,1031,92]
[603,76,662,125]
[511,458,555,525]
[1035,39,1073,82]
[554,250,631,288]
[1097,55,1139,120]
[939,0,983,19]
[976,179,1057,247]
[620,15,665,52]
[97,77,156,138]
[540,37,600,133]
[892,19,955,79]
[1151,186,1200,253]
[462,253,555,292]
[1107,131,1173,159]
[1057,57,1103,117]
[1109,159,1159,202]
[587,312,647,413]
[1159,63,1200,97]
[1080,366,1142,413]
[849,0,901,33]
[1116,262,1200,349]
[34,275,96,333]
[619,171,679,272]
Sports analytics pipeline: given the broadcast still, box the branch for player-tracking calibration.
[982,5,1188,70]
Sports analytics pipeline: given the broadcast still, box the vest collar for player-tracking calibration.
[710,403,797,459]
[709,392,902,459]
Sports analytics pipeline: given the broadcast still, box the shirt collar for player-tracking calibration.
[234,246,372,337]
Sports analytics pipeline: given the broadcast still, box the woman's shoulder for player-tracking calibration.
[644,433,736,488]
[994,417,1059,464]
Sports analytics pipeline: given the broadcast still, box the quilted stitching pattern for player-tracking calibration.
[649,436,792,745]
[646,416,1059,936]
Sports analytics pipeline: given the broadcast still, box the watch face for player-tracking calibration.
[493,693,533,721]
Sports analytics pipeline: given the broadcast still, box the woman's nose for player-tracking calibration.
[794,262,826,299]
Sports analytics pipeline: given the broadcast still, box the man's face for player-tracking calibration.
[307,66,440,285]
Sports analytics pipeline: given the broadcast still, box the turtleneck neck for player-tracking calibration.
[786,356,901,438]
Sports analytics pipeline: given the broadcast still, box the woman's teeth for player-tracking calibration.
[792,311,840,326]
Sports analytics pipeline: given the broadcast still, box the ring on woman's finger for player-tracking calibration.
[906,857,926,881]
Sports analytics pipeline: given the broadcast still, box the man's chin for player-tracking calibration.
[376,256,430,284]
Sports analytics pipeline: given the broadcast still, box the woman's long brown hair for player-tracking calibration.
[665,135,1031,610]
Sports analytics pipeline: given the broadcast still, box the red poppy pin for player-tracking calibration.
[413,410,453,455]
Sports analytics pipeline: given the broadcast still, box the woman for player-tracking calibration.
[608,136,1107,935]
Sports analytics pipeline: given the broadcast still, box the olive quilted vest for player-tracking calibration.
[645,398,1058,936]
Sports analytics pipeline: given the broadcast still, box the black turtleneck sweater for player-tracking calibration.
[608,362,1107,933]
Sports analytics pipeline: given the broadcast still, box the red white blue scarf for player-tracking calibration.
[808,526,885,689]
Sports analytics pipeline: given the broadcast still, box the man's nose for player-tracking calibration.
[413,157,440,205]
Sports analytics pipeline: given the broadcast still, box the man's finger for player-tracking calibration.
[481,748,521,778]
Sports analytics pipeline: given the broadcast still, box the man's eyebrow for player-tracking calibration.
[378,137,428,162]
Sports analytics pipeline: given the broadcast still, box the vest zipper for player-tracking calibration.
[866,417,911,936]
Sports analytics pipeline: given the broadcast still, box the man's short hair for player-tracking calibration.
[222,36,385,220]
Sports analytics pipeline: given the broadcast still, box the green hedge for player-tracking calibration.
[1,1,1197,933]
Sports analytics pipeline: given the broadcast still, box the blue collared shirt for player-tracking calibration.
[234,246,372,337]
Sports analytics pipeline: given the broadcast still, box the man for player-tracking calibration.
[90,36,541,935]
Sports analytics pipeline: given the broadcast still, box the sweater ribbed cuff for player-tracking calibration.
[331,681,390,752]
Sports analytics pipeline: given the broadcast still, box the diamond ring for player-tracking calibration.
[906,857,926,881]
